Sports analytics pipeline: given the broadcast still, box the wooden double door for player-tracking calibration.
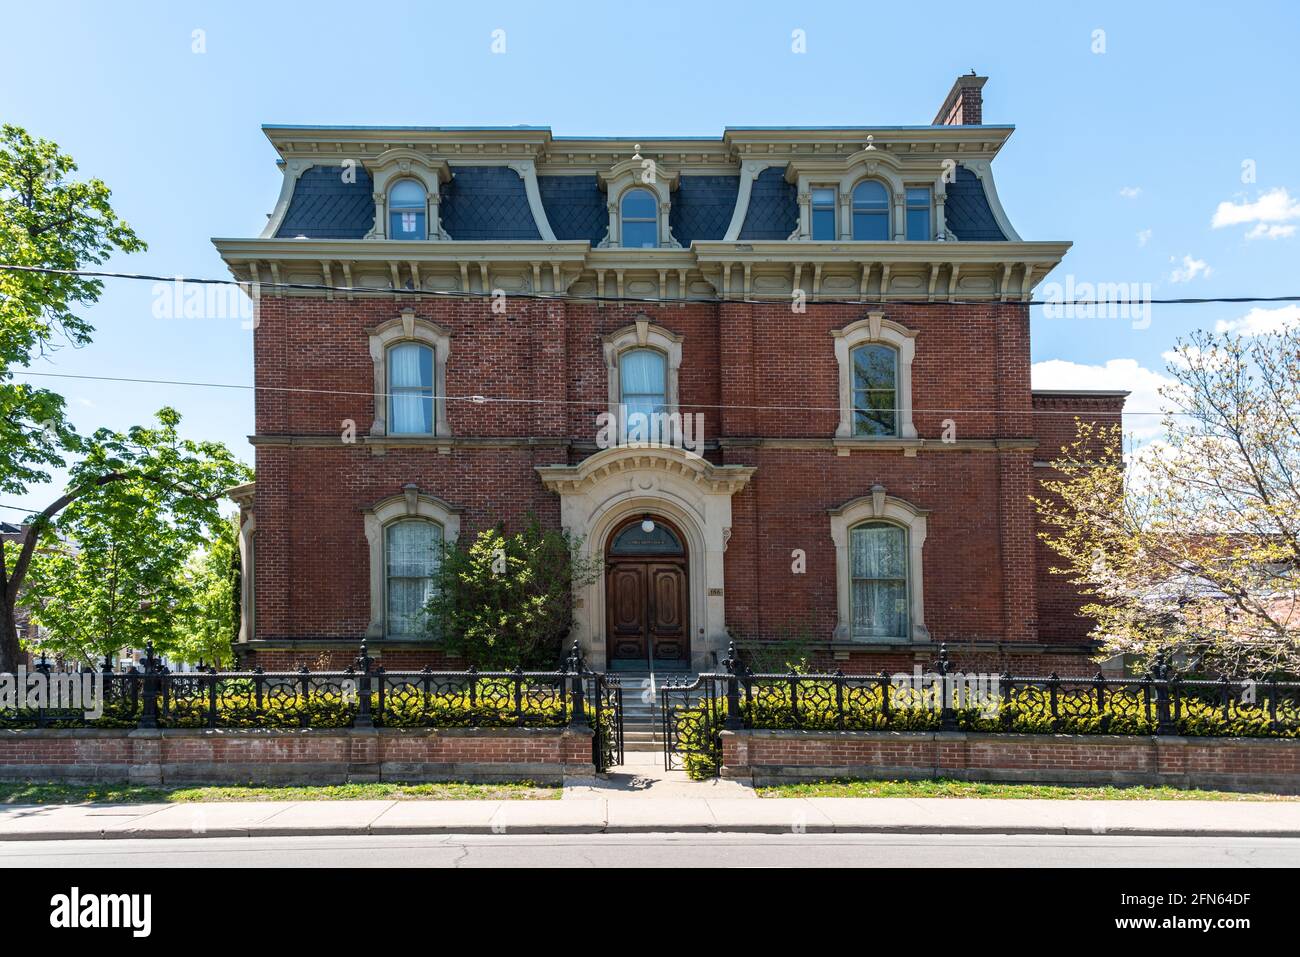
[605,519,689,668]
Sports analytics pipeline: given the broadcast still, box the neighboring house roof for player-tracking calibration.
[0,521,23,535]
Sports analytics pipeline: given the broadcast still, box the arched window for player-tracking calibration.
[620,188,659,248]
[388,180,427,240]
[850,343,898,436]
[849,521,908,639]
[387,342,434,434]
[619,347,667,423]
[385,519,442,638]
[851,181,890,240]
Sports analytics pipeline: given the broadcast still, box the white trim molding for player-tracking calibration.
[830,311,918,439]
[602,317,684,418]
[536,446,755,672]
[828,485,929,642]
[367,307,453,438]
[362,484,462,639]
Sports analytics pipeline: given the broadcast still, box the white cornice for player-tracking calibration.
[536,446,755,496]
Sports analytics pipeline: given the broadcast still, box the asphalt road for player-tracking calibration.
[2,833,1296,867]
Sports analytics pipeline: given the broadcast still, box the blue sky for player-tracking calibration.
[2,0,1298,512]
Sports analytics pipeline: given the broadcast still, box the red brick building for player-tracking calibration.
[216,75,1123,675]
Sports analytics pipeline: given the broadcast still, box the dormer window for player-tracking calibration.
[811,187,837,240]
[620,188,659,248]
[906,187,932,240]
[388,180,427,240]
[851,181,890,240]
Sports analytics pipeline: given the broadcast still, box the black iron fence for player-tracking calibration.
[1,640,624,771]
[662,643,1300,774]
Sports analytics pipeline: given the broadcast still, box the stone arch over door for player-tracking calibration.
[536,447,755,672]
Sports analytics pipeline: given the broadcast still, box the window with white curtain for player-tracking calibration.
[386,519,442,637]
[851,343,898,436]
[388,179,427,240]
[851,180,890,240]
[619,347,667,428]
[620,188,659,248]
[387,342,434,434]
[849,521,908,639]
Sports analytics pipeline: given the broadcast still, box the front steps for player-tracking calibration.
[609,671,692,753]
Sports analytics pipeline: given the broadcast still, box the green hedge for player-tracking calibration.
[671,682,1300,780]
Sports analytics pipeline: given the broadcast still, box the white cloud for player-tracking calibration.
[1168,254,1211,283]
[1119,186,1142,199]
[1245,223,1296,240]
[1136,228,1152,246]
[1211,187,1300,229]
[1214,304,1300,336]
[1031,358,1174,441]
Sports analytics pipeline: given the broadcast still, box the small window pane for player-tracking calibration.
[852,210,889,240]
[389,180,426,208]
[621,220,658,248]
[621,189,657,219]
[812,207,836,240]
[852,181,889,209]
[906,187,931,241]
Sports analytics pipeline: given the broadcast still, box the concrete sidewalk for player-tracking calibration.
[2,796,1300,841]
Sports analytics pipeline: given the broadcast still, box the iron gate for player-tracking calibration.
[660,674,728,773]
[587,672,624,772]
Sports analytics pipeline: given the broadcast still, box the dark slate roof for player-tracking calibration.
[275,165,375,239]
[538,175,607,244]
[945,166,1008,241]
[440,166,541,241]
[669,176,739,245]
[738,166,797,240]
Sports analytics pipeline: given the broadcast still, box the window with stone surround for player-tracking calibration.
[831,312,917,440]
[829,486,928,642]
[364,485,461,640]
[367,308,452,439]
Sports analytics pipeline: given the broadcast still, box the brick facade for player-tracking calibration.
[0,727,595,785]
[237,295,1122,674]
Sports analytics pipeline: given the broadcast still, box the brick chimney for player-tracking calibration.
[933,73,986,125]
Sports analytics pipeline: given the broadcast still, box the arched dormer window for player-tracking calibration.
[620,188,659,248]
[851,180,890,240]
[388,179,427,239]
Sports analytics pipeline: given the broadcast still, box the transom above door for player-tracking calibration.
[605,516,689,671]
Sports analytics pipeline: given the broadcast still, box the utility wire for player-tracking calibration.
[4,262,1299,308]
[14,369,1168,416]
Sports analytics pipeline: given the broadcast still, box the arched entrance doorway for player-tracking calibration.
[604,515,689,671]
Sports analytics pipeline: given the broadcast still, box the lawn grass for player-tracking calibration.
[757,778,1300,801]
[0,780,560,805]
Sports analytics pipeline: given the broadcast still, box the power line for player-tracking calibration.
[14,368,1170,415]
[4,262,1300,309]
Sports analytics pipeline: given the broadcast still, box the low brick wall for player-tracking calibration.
[721,729,1300,793]
[0,726,595,785]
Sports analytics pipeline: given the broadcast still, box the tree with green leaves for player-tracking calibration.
[425,520,602,669]
[14,409,250,668]
[170,512,242,667]
[0,123,146,670]
[1034,325,1300,678]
